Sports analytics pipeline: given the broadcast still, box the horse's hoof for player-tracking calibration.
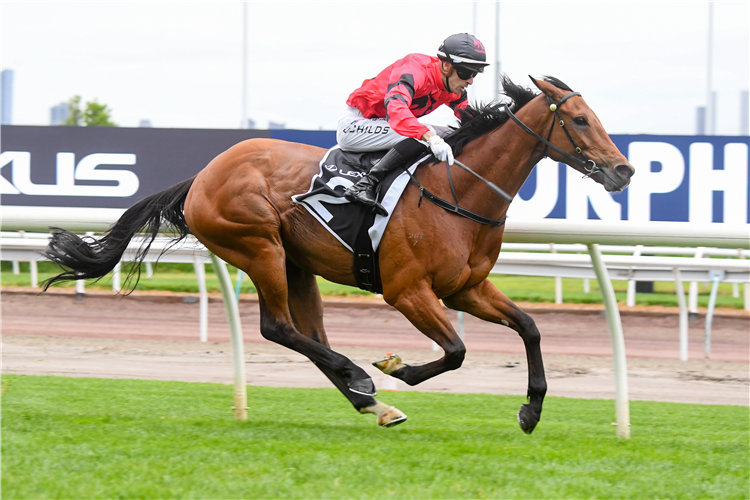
[378,406,407,427]
[373,353,404,375]
[348,377,377,397]
[517,404,539,434]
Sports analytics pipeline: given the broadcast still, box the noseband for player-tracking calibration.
[505,91,601,178]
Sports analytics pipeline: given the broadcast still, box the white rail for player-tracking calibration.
[501,219,750,249]
[6,232,747,336]
[500,243,750,312]
[3,206,749,436]
[2,232,215,344]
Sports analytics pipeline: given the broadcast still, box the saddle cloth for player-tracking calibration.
[292,145,426,254]
[292,146,427,293]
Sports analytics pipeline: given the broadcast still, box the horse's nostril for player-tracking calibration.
[615,164,634,179]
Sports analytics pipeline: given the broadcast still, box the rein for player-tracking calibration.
[403,90,599,227]
[403,155,510,227]
[505,91,601,178]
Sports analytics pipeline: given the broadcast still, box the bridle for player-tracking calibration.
[403,90,601,227]
[505,91,601,178]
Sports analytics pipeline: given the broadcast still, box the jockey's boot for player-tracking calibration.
[344,148,405,217]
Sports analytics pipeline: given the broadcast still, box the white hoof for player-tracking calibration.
[378,406,407,427]
[373,353,404,375]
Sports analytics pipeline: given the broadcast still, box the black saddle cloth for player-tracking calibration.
[292,147,414,294]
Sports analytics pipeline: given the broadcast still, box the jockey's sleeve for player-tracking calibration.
[383,72,430,140]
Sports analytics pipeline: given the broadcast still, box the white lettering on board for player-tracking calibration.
[566,165,623,221]
[689,143,748,224]
[507,158,559,220]
[0,151,139,197]
[627,142,685,222]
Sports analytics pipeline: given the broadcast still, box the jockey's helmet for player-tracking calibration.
[437,33,489,79]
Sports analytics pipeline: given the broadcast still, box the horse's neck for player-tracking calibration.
[461,96,550,217]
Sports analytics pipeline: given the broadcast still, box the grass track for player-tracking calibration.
[3,375,748,499]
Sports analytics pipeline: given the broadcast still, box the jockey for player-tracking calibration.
[337,33,489,216]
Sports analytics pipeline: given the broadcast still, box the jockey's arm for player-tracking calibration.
[382,65,431,140]
[421,130,436,142]
[382,66,454,164]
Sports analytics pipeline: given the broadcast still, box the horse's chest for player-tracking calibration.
[413,237,489,286]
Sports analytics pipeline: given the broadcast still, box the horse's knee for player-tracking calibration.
[444,342,466,371]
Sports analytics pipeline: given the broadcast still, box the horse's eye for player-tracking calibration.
[574,117,588,126]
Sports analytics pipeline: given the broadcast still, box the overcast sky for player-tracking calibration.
[1,1,748,135]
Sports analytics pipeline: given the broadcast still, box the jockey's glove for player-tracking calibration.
[428,135,455,165]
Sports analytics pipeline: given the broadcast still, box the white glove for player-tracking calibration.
[428,135,454,165]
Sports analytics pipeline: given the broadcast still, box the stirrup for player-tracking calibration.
[344,185,388,216]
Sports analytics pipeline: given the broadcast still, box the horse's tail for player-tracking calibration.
[41,176,196,292]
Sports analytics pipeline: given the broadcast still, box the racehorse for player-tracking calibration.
[42,76,634,433]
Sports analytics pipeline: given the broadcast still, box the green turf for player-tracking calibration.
[3,375,748,499]
[2,261,746,309]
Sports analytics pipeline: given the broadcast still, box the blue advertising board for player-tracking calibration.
[508,135,749,224]
[1,126,748,224]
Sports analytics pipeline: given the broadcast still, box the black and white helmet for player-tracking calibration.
[437,33,490,73]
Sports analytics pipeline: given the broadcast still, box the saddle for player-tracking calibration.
[292,146,428,294]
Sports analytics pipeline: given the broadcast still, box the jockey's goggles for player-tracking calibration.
[454,65,483,81]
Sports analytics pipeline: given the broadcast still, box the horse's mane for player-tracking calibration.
[443,75,573,159]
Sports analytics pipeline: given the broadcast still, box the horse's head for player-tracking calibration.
[530,76,634,192]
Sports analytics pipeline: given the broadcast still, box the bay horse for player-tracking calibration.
[42,76,634,433]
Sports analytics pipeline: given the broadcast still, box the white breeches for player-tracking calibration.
[336,107,450,153]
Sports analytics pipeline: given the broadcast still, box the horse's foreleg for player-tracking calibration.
[285,260,406,426]
[443,279,546,434]
[376,283,466,386]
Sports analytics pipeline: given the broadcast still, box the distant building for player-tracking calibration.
[1,69,14,125]
[139,119,152,127]
[246,118,256,129]
[268,121,286,130]
[50,103,69,125]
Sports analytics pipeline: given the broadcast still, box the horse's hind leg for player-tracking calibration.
[285,260,406,427]
[443,279,547,434]
[211,233,378,397]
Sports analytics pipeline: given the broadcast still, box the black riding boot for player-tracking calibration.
[344,139,427,217]
[344,148,405,216]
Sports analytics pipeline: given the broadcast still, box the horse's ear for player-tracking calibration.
[529,76,563,100]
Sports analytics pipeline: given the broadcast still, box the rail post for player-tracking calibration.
[193,254,208,343]
[673,268,689,361]
[210,254,248,420]
[704,269,725,359]
[588,244,630,439]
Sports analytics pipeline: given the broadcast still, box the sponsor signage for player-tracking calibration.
[0,126,336,209]
[510,135,749,224]
[1,126,748,224]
